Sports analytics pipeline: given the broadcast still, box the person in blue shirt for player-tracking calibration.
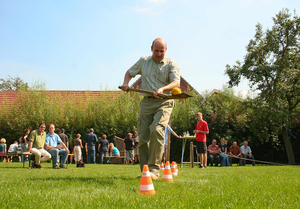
[45,124,69,169]
[163,125,180,162]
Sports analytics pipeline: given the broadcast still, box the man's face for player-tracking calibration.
[244,141,248,147]
[134,132,138,137]
[233,142,237,147]
[212,140,216,145]
[38,124,46,133]
[151,42,167,62]
[49,125,55,134]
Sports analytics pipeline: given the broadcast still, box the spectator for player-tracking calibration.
[208,139,220,166]
[229,141,242,166]
[98,134,109,164]
[193,112,209,169]
[109,143,120,163]
[74,134,84,166]
[8,141,20,162]
[20,128,30,162]
[28,123,51,169]
[124,133,134,165]
[240,141,255,166]
[218,138,230,166]
[85,128,98,164]
[163,125,180,162]
[132,131,139,164]
[45,124,69,169]
[0,138,7,162]
[58,128,69,149]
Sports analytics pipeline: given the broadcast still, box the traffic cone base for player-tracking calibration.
[161,161,173,183]
[171,161,178,177]
[160,162,164,171]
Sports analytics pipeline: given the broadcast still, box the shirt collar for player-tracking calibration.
[152,56,166,64]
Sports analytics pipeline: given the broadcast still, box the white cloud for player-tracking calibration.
[134,5,163,15]
[148,0,167,3]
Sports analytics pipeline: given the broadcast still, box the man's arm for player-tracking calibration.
[28,141,33,152]
[85,143,87,153]
[155,81,180,97]
[171,131,181,138]
[120,70,133,91]
[60,142,69,153]
[98,144,101,152]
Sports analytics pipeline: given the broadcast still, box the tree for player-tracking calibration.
[0,75,29,91]
[225,9,300,164]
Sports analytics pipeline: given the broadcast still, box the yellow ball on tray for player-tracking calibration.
[171,87,182,95]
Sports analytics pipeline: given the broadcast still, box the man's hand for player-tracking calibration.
[153,88,164,99]
[119,84,129,91]
[249,153,252,158]
[57,145,61,150]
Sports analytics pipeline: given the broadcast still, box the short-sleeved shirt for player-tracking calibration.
[58,133,69,145]
[240,145,252,154]
[45,133,62,148]
[99,139,109,152]
[208,144,219,155]
[195,120,209,142]
[132,136,139,148]
[218,144,228,154]
[29,130,46,149]
[230,145,241,155]
[124,137,134,150]
[128,56,180,95]
[164,125,173,146]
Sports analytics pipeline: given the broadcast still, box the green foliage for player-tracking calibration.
[0,75,29,91]
[0,163,299,208]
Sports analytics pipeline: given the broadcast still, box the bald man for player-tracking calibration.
[120,38,180,180]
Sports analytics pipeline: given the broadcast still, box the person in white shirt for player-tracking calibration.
[240,141,255,166]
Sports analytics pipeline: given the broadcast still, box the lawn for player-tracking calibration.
[0,162,299,209]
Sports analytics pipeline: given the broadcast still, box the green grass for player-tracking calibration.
[0,162,299,209]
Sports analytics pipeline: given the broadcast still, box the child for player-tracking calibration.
[74,134,84,167]
[0,138,7,162]
[109,143,120,163]
[193,112,209,169]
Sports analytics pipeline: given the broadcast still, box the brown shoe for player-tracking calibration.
[150,171,159,180]
[60,165,67,169]
[36,164,43,169]
[53,165,60,169]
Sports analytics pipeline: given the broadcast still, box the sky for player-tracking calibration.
[0,0,299,96]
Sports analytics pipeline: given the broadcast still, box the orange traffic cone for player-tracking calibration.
[161,161,173,183]
[175,162,179,174]
[139,165,155,195]
[160,162,164,171]
[171,161,178,177]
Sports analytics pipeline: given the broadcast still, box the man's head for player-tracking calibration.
[151,37,167,62]
[49,124,55,134]
[90,128,94,133]
[134,131,138,137]
[233,141,237,147]
[102,134,107,139]
[212,139,217,145]
[128,133,133,138]
[38,123,46,134]
[14,141,18,144]
[60,128,65,133]
[196,112,203,121]
[243,141,248,147]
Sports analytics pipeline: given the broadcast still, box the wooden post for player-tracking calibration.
[190,142,194,168]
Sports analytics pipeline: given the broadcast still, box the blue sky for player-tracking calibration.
[0,0,299,95]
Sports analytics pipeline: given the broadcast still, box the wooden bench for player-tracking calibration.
[0,153,21,162]
[20,152,74,168]
[103,150,126,164]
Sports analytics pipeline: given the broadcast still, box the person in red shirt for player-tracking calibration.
[193,112,209,168]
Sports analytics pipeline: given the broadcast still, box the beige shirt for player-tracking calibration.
[129,56,180,95]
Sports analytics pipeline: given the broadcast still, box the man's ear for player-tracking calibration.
[151,46,153,52]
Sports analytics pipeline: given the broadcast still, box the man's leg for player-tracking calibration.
[251,155,255,166]
[100,151,104,164]
[199,154,203,167]
[47,149,59,166]
[58,149,68,166]
[87,146,91,164]
[91,146,96,164]
[31,148,42,165]
[242,155,247,166]
[208,154,214,166]
[219,154,225,166]
[215,155,220,166]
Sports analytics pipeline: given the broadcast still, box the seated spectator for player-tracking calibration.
[0,138,8,162]
[20,128,30,162]
[109,143,120,163]
[218,138,230,166]
[229,141,242,166]
[8,141,21,162]
[98,134,109,164]
[240,141,255,166]
[28,123,52,169]
[124,133,134,165]
[45,124,69,169]
[208,139,220,166]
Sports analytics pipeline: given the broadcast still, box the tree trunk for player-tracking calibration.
[282,128,295,165]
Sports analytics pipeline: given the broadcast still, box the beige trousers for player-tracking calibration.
[31,148,51,165]
[138,98,174,172]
